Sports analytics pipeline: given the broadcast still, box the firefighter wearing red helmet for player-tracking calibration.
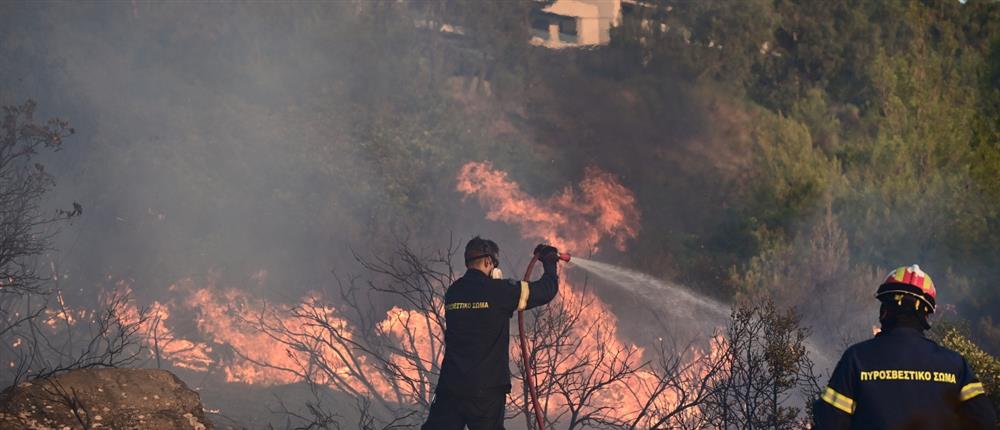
[814,265,997,429]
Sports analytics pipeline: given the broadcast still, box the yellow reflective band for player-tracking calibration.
[821,386,856,415]
[517,281,530,311]
[960,382,985,402]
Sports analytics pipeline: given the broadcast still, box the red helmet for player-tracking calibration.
[876,264,936,313]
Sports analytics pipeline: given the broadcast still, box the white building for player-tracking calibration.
[530,0,624,48]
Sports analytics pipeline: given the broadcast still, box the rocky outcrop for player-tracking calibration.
[0,368,212,430]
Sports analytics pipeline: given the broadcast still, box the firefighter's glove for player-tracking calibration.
[533,244,560,265]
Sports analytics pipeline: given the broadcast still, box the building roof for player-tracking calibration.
[543,0,601,19]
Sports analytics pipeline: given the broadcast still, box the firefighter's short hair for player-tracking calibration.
[465,236,499,267]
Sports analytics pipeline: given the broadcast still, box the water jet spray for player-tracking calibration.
[567,257,833,367]
[569,257,729,320]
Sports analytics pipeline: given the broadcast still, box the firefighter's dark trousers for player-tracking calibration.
[421,391,506,430]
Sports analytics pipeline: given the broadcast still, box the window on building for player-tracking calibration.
[558,16,577,36]
[532,17,550,32]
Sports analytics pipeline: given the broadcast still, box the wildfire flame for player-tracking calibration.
[75,160,723,426]
[456,161,723,423]
[456,161,640,253]
[122,274,719,423]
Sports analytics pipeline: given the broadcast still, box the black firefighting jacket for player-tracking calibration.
[814,325,997,429]
[434,261,559,396]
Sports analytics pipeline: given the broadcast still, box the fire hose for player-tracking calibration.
[519,251,570,430]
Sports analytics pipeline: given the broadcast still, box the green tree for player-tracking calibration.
[706,300,820,429]
[933,325,1000,420]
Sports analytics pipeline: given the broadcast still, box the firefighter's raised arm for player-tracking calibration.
[524,244,561,310]
[507,244,561,312]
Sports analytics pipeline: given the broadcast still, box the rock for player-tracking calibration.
[0,368,212,430]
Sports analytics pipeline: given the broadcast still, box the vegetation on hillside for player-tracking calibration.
[1,0,998,425]
[934,325,1000,416]
[360,0,1000,353]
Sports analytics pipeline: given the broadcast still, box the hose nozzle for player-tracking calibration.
[558,252,571,262]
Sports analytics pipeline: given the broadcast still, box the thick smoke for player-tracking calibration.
[7,2,965,426]
[0,2,735,304]
[1,3,408,303]
[0,1,760,367]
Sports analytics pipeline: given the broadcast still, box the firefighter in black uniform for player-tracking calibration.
[814,264,997,429]
[422,237,562,430]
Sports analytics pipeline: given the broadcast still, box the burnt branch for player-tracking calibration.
[245,239,812,429]
[268,389,343,430]
[241,237,457,427]
[0,100,92,391]
[6,291,150,388]
[702,300,819,429]
[0,100,75,299]
[510,276,729,430]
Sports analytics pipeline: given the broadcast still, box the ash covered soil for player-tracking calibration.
[0,368,211,430]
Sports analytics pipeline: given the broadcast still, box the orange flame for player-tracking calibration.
[133,278,419,401]
[510,281,724,423]
[72,160,725,426]
[456,161,640,253]
[146,301,215,372]
[136,275,716,423]
[110,282,215,372]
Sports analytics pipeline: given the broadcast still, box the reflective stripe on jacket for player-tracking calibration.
[435,263,558,396]
[814,326,997,429]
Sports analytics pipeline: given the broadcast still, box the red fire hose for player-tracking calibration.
[518,251,570,430]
